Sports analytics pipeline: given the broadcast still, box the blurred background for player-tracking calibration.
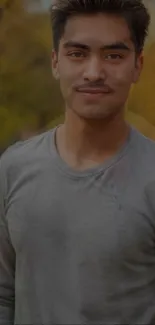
[1,0,155,153]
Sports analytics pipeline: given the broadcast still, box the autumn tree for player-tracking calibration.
[0,0,62,147]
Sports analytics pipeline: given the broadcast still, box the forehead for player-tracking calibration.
[61,13,132,48]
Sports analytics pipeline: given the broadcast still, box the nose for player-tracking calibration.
[83,56,106,82]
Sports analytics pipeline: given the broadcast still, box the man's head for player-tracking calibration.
[50,0,150,120]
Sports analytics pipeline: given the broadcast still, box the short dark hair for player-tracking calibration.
[50,0,150,54]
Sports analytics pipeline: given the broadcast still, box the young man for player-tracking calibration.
[0,0,155,324]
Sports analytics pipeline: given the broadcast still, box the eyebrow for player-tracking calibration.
[63,41,130,51]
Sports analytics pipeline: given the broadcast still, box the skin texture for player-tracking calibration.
[52,13,143,170]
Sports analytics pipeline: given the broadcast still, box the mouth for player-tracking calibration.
[76,87,112,95]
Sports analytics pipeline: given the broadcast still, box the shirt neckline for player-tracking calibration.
[48,124,134,179]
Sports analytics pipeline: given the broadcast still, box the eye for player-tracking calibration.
[67,51,85,58]
[105,53,124,60]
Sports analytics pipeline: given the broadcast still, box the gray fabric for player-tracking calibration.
[1,126,155,325]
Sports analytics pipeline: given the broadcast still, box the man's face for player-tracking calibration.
[52,13,143,119]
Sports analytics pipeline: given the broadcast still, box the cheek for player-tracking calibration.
[108,66,135,89]
[58,65,82,99]
[59,70,75,98]
[59,61,74,82]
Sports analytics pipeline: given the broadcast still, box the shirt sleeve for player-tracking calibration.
[0,158,15,325]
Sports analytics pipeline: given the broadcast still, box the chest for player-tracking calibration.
[6,170,155,266]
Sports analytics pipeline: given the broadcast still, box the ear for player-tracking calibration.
[133,52,144,84]
[52,49,59,80]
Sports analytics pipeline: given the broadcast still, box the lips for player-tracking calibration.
[76,86,112,94]
[78,88,110,94]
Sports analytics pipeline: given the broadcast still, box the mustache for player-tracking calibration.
[73,81,113,92]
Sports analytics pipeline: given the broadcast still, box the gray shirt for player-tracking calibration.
[1,126,155,325]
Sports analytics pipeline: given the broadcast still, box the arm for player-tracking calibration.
[0,159,15,324]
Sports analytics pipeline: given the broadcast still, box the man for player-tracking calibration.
[0,0,155,324]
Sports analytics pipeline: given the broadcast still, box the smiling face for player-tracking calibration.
[52,13,143,120]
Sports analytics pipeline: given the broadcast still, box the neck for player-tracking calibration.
[56,109,130,170]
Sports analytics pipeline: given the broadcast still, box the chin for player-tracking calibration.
[72,100,123,120]
[75,108,114,120]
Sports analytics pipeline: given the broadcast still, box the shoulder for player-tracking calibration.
[0,129,55,188]
[136,132,155,213]
[1,129,54,166]
[131,128,155,201]
[130,127,155,180]
[131,127,155,162]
